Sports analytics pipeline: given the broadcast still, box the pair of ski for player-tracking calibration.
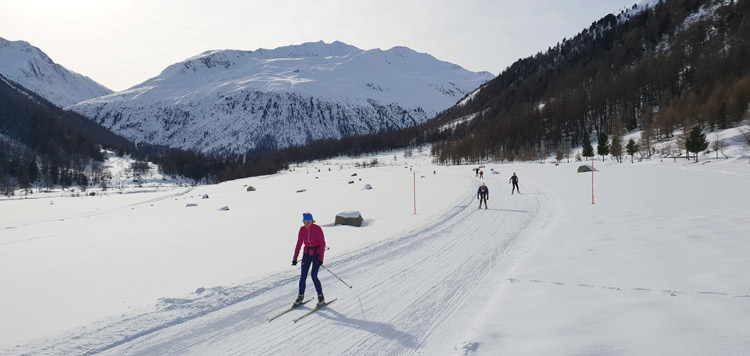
[268,298,337,323]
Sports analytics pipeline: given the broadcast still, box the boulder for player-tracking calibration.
[202,194,209,199]
[218,206,229,211]
[296,189,307,193]
[246,186,256,191]
[186,203,198,207]
[577,165,592,172]
[335,211,364,227]
[363,184,372,190]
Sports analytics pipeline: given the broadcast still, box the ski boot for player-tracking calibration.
[293,294,305,307]
[317,294,326,307]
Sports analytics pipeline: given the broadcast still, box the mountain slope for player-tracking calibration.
[428,0,750,163]
[0,74,140,192]
[0,37,113,107]
[69,41,494,155]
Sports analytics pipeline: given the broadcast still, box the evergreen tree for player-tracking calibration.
[597,133,611,161]
[685,126,709,162]
[581,132,595,160]
[626,139,639,163]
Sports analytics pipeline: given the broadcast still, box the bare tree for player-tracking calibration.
[611,134,623,163]
[712,132,728,159]
[639,129,653,159]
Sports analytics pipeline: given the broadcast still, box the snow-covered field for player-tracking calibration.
[2,129,750,355]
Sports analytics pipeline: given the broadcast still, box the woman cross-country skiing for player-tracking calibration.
[292,212,326,307]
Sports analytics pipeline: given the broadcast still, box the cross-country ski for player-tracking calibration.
[293,298,337,323]
[268,298,313,322]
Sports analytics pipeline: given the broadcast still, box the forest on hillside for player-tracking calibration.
[429,0,750,163]
[0,76,140,194]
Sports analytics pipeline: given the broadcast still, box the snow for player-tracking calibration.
[2,127,750,355]
[67,41,494,154]
[336,211,362,219]
[0,37,112,107]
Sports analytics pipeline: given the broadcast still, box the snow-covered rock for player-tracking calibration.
[335,211,364,227]
[68,41,494,155]
[0,37,112,107]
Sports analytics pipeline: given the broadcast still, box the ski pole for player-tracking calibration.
[322,265,352,289]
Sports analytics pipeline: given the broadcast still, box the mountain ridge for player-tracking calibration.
[0,37,113,107]
[69,40,493,154]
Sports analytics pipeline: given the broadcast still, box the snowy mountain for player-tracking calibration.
[68,41,494,155]
[0,37,113,107]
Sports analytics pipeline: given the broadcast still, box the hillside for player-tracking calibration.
[0,74,140,193]
[428,0,750,163]
[0,37,112,107]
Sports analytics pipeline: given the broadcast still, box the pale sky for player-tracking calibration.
[1,0,639,92]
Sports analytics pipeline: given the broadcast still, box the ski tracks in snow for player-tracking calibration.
[16,177,550,356]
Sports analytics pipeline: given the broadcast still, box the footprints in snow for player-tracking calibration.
[506,278,748,298]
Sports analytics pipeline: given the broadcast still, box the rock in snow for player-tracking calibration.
[335,211,364,227]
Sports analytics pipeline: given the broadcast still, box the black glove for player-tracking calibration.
[315,259,323,267]
[292,259,298,266]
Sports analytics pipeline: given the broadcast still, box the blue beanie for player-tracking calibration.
[302,213,313,221]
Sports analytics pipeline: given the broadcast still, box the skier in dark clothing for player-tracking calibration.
[477,183,489,209]
[509,172,520,194]
[292,212,326,307]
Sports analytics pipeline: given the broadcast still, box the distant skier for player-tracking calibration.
[477,183,489,209]
[479,170,484,179]
[292,213,326,307]
[509,172,520,194]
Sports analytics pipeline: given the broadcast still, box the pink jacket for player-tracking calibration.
[294,224,326,261]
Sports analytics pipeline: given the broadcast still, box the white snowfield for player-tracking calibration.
[2,143,750,355]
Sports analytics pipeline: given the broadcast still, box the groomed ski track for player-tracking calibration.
[43,174,550,356]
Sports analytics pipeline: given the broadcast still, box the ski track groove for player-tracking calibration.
[17,174,548,356]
